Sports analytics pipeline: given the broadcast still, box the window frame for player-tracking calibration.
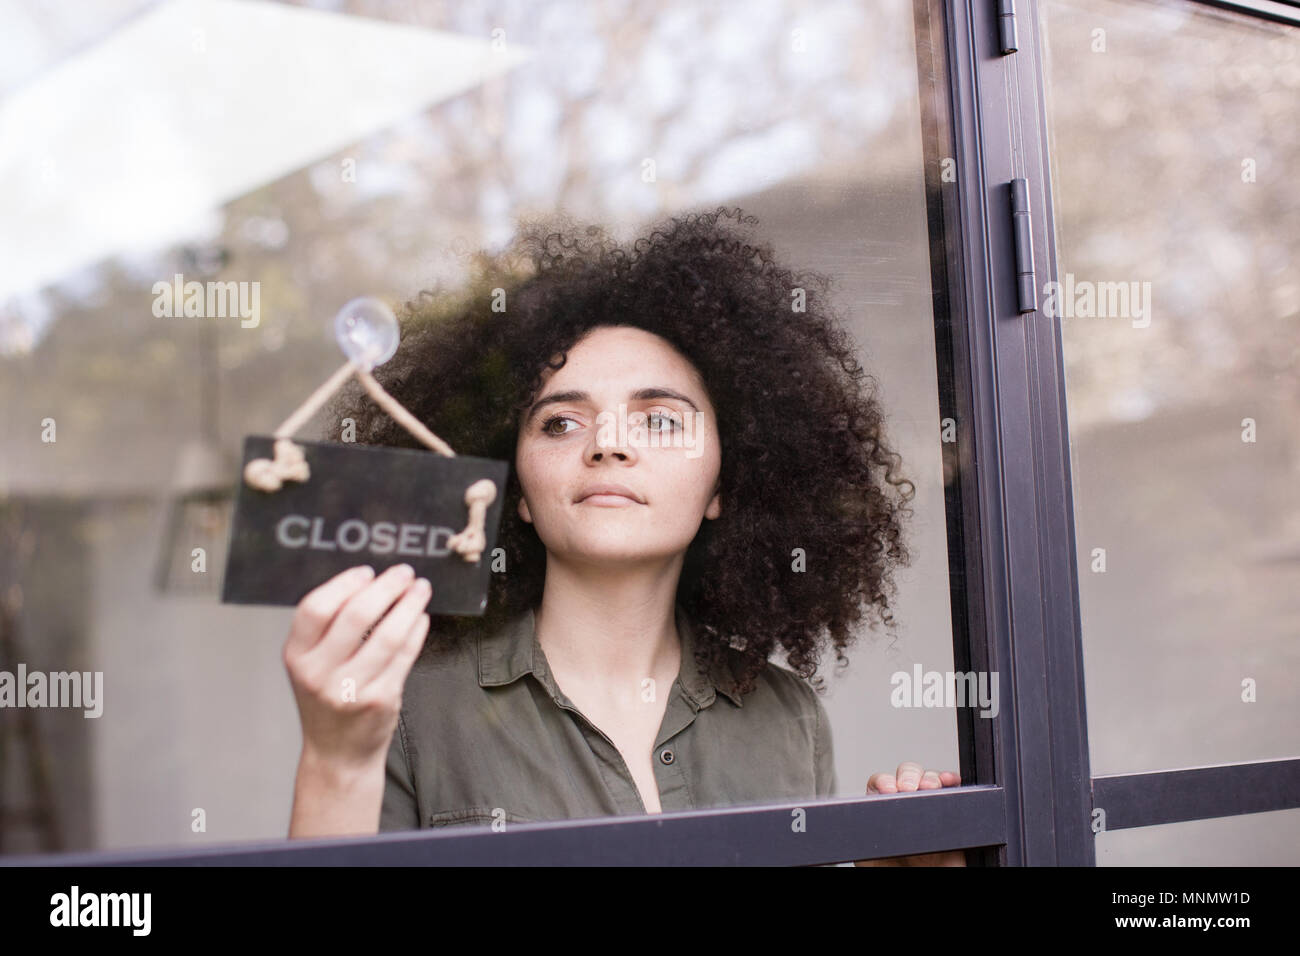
[5,0,1298,869]
[1032,0,1300,845]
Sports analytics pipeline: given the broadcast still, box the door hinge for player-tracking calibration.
[998,0,1019,54]
[1010,178,1036,313]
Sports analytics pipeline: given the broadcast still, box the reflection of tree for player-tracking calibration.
[2,0,924,493]
[1041,0,1300,468]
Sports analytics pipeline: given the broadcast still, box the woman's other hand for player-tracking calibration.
[284,563,431,837]
[854,761,966,867]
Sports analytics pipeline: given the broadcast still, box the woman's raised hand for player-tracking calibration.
[854,761,966,867]
[284,563,431,836]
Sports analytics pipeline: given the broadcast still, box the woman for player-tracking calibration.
[283,207,963,863]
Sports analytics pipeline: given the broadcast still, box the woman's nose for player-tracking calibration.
[587,410,639,461]
[588,437,632,461]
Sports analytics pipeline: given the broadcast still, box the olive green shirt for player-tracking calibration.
[379,602,836,830]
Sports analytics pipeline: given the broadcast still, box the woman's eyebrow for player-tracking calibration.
[526,387,701,421]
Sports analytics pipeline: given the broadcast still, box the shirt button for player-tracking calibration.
[659,748,675,765]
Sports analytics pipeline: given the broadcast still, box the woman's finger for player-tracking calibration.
[918,770,943,789]
[895,761,925,791]
[344,577,432,688]
[285,565,376,660]
[363,612,431,704]
[866,773,897,794]
[305,563,417,669]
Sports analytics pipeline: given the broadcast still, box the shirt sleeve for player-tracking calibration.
[378,713,420,831]
[812,692,837,798]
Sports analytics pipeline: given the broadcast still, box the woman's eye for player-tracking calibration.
[647,411,682,431]
[541,415,579,436]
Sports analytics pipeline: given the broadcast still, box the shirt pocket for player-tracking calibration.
[427,806,534,829]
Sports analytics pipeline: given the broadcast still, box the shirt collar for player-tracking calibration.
[477,603,745,708]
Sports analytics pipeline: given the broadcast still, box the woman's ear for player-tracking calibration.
[704,489,722,520]
[517,495,533,524]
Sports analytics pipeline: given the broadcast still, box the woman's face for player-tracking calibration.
[515,325,722,566]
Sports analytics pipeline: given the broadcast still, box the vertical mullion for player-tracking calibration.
[971,0,1063,866]
[940,0,1026,866]
[982,0,1096,865]
[945,0,1097,865]
[1015,0,1096,867]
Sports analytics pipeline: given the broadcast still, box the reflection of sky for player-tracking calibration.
[695,121,822,204]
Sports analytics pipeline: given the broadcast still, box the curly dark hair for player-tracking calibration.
[323,205,915,696]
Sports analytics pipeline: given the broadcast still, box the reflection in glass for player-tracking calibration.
[0,0,961,854]
[1039,0,1300,777]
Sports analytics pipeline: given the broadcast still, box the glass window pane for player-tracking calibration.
[1039,0,1300,776]
[1098,807,1300,866]
[0,0,972,856]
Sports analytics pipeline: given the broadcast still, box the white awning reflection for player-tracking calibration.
[0,0,532,303]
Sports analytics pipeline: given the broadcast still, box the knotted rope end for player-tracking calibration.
[244,439,311,492]
[447,478,498,563]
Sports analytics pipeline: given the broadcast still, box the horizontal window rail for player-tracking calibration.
[5,786,1006,867]
[1189,0,1300,28]
[1091,758,1300,831]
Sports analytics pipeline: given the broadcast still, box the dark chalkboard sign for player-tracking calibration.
[220,436,508,615]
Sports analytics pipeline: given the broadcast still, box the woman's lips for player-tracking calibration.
[574,484,645,505]
[577,493,642,506]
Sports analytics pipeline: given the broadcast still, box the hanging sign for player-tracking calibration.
[219,297,507,616]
